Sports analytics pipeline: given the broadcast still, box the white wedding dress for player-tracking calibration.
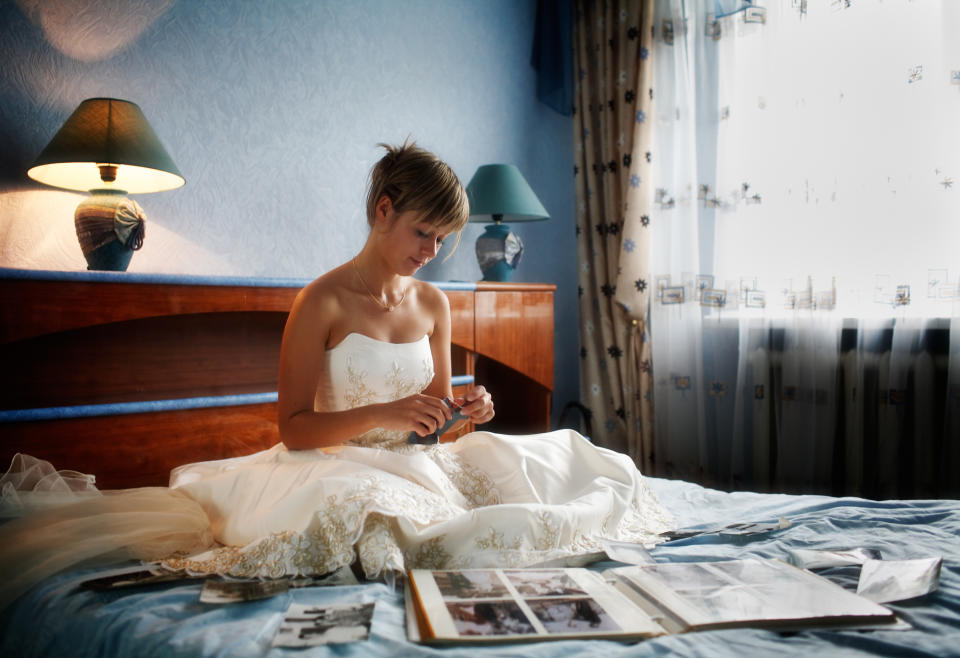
[161,332,673,579]
[0,333,672,608]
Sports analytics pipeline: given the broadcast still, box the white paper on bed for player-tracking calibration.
[787,547,883,569]
[857,557,942,603]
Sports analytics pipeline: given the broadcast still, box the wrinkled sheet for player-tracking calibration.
[2,477,958,657]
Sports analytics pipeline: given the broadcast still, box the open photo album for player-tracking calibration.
[406,558,899,644]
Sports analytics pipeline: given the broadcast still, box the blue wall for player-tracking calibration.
[0,0,578,426]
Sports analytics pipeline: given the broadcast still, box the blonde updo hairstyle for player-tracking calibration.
[365,139,470,257]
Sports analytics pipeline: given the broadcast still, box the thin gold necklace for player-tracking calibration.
[353,257,406,312]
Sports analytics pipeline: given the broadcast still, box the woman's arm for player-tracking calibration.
[422,283,495,429]
[278,282,450,450]
[424,284,454,401]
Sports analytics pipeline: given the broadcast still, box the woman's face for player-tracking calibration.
[381,210,450,275]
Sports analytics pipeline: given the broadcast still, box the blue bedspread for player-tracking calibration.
[2,477,958,657]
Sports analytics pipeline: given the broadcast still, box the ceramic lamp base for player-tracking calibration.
[74,191,146,272]
[82,239,135,271]
[475,223,524,282]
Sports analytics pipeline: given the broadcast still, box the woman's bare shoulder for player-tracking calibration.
[411,278,450,310]
[291,264,352,319]
[411,279,451,337]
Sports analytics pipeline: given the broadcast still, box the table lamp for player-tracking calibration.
[27,98,185,271]
[466,164,549,281]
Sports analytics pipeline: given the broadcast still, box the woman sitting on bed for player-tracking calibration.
[0,141,672,604]
[159,139,672,580]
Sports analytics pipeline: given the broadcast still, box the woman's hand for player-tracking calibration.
[456,385,495,425]
[376,394,452,437]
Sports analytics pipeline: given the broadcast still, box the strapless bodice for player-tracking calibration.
[315,332,435,449]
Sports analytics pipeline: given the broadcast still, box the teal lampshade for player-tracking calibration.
[27,98,184,272]
[28,98,184,194]
[465,164,548,282]
[466,164,549,223]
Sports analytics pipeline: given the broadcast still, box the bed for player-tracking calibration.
[2,268,958,656]
[1,477,957,657]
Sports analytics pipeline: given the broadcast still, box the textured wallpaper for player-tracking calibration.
[0,0,578,422]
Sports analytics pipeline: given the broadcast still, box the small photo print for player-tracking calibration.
[200,578,289,604]
[503,570,588,598]
[817,290,836,311]
[272,602,375,647]
[655,275,671,300]
[895,285,911,306]
[434,570,510,600]
[700,289,726,307]
[526,597,621,634]
[695,275,714,300]
[745,290,766,308]
[744,6,766,23]
[662,286,684,304]
[445,600,537,637]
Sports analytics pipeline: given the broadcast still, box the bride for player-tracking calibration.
[0,141,672,604]
[159,140,672,579]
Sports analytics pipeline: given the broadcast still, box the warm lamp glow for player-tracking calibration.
[27,97,184,271]
[27,98,185,194]
[27,161,184,194]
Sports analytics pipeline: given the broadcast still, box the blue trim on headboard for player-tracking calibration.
[431,281,477,291]
[0,267,478,291]
[1,379,476,422]
[0,392,279,423]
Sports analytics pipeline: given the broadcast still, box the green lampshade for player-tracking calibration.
[27,98,185,194]
[465,164,548,282]
[466,164,549,223]
[27,98,184,272]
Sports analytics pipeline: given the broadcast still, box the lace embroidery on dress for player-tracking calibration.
[354,513,405,578]
[617,475,674,544]
[424,445,500,508]
[342,339,436,450]
[344,356,376,410]
[163,472,463,578]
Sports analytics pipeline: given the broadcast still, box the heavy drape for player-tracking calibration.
[573,0,657,470]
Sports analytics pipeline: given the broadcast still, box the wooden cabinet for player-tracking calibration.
[0,270,554,488]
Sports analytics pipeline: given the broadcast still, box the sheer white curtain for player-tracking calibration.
[647,0,960,497]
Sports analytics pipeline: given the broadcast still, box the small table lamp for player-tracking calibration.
[466,164,549,281]
[27,98,185,271]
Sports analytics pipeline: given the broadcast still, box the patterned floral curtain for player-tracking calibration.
[573,0,656,470]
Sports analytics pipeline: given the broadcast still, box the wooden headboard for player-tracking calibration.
[0,268,554,489]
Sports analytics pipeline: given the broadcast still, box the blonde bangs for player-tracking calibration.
[367,140,470,258]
